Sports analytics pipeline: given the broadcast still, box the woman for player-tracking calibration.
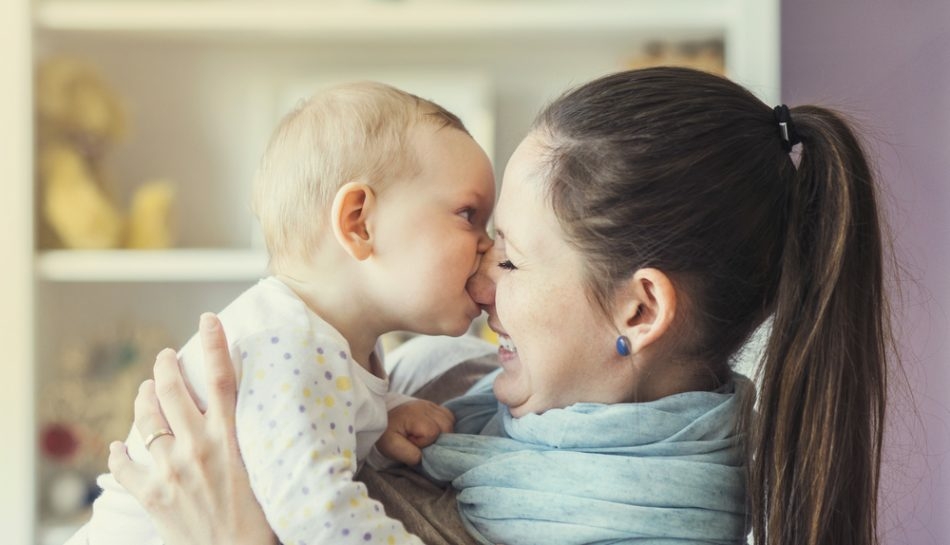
[108,67,891,545]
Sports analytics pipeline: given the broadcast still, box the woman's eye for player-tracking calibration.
[457,207,475,223]
[497,260,517,271]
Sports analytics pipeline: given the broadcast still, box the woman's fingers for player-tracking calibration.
[108,441,150,497]
[153,347,202,434]
[133,379,175,459]
[109,313,275,545]
[197,313,238,425]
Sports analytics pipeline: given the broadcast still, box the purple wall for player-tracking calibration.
[782,1,950,543]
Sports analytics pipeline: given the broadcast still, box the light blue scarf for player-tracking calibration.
[420,370,752,545]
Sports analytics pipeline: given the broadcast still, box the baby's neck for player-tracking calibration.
[274,264,386,375]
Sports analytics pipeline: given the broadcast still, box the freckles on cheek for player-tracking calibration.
[494,282,515,320]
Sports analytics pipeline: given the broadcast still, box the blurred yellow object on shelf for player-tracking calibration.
[36,57,177,250]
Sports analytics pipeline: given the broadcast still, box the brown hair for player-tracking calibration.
[253,81,468,270]
[534,67,889,545]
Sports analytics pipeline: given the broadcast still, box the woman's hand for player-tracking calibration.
[107,313,277,545]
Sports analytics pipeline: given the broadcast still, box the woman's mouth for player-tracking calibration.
[498,334,518,362]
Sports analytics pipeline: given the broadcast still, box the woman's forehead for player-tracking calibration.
[495,181,568,262]
[497,136,545,212]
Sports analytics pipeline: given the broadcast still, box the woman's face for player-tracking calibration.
[468,134,638,417]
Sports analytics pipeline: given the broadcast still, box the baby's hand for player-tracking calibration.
[376,399,455,465]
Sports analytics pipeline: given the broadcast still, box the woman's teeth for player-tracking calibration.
[499,335,517,353]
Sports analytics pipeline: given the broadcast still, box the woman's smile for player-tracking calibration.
[497,334,518,363]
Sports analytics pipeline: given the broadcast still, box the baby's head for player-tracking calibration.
[254,81,466,268]
[254,81,495,336]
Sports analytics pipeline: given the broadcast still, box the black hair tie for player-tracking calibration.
[773,104,801,152]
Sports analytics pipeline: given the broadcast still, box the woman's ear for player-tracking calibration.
[615,268,676,355]
[330,182,376,261]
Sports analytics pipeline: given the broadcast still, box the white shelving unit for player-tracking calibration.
[37,249,269,282]
[1,1,780,543]
[35,0,734,32]
[31,0,779,93]
[35,0,733,29]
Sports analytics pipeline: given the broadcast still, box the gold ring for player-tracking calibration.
[143,428,175,450]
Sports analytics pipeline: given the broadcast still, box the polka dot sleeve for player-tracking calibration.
[234,328,422,545]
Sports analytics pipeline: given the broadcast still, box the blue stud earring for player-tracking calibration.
[615,335,632,357]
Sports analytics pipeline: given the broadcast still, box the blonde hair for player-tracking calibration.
[252,81,467,269]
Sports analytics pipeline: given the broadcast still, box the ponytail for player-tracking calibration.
[749,106,888,545]
[532,68,891,545]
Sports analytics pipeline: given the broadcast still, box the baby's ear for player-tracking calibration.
[330,182,376,260]
[615,268,677,355]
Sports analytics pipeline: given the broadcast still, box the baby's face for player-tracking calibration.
[368,126,495,336]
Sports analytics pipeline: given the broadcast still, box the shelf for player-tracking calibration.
[34,0,733,39]
[36,249,269,282]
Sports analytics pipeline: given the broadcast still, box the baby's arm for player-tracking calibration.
[235,329,423,545]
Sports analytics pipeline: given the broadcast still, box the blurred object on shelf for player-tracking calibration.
[626,39,725,76]
[36,57,178,250]
[39,422,81,462]
[37,324,171,517]
[127,180,176,249]
[46,470,94,518]
[36,56,125,146]
[39,142,124,249]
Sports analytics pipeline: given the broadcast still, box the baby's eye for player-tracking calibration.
[497,260,517,271]
[457,207,476,223]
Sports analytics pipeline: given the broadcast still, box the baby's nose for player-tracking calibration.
[466,260,496,308]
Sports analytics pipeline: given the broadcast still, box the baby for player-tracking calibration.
[70,81,495,545]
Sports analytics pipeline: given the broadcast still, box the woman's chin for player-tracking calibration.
[492,371,530,415]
